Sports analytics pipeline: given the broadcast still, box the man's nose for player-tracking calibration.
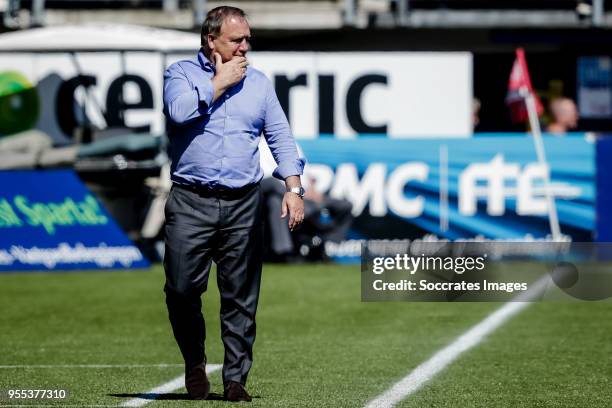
[238,39,250,52]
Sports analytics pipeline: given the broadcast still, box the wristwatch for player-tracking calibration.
[287,186,305,199]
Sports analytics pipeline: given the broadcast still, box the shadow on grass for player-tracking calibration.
[109,392,226,401]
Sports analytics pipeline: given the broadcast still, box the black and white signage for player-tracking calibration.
[1,50,472,142]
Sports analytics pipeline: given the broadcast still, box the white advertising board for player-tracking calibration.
[1,50,472,143]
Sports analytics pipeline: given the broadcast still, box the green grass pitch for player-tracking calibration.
[0,264,610,407]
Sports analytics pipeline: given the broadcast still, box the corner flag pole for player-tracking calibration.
[521,87,562,241]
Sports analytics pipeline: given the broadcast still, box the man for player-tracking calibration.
[546,97,579,134]
[162,6,305,402]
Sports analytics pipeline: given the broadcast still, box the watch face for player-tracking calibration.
[289,187,304,197]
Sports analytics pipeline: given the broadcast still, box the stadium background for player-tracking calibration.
[0,1,611,407]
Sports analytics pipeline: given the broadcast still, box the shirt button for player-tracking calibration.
[225,94,229,98]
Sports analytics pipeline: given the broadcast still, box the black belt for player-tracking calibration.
[173,182,258,200]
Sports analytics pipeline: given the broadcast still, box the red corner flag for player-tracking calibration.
[506,48,544,123]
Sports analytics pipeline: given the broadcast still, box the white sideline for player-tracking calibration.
[364,276,550,408]
[120,364,222,407]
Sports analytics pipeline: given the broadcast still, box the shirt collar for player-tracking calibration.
[198,48,215,72]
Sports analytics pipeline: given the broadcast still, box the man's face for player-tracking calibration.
[558,100,579,129]
[208,16,251,63]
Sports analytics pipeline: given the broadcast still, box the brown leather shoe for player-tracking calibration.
[185,363,210,400]
[224,381,252,402]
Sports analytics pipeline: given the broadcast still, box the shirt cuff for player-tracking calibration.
[272,158,306,181]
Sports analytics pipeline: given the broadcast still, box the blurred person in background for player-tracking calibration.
[162,6,304,402]
[472,97,481,132]
[260,139,353,262]
[546,97,579,134]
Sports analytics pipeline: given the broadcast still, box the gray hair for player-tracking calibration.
[201,6,248,55]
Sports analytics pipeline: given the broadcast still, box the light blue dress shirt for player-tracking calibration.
[163,49,305,189]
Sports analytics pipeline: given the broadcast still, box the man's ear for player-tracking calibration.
[207,34,216,53]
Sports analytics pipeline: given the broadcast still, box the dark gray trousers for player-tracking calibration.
[163,183,263,385]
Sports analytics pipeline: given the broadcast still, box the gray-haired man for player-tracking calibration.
[162,6,305,401]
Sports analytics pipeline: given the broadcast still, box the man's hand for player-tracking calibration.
[281,192,304,231]
[211,53,248,102]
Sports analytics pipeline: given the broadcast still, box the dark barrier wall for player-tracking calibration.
[596,136,612,241]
